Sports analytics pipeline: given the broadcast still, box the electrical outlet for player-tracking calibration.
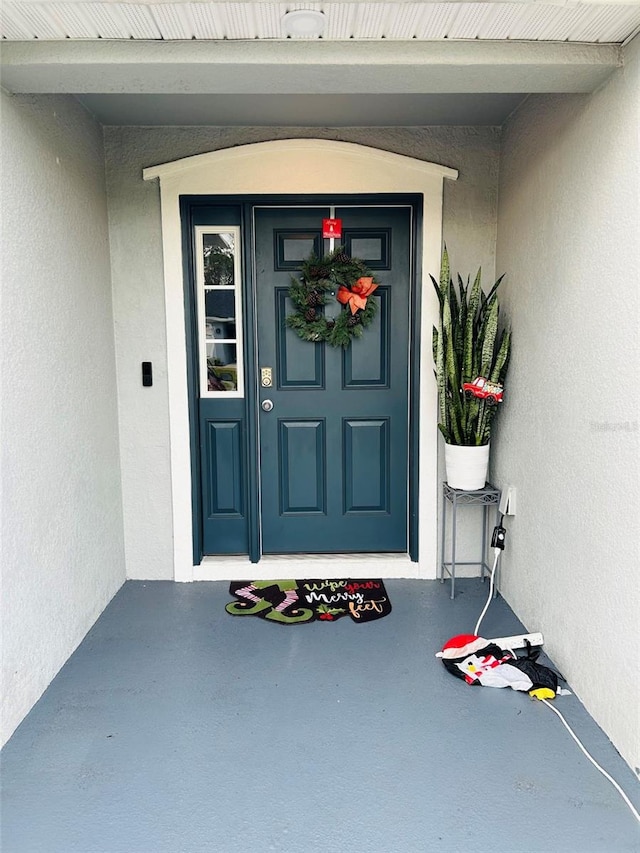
[506,487,516,516]
[499,485,517,516]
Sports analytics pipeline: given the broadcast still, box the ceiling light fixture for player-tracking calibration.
[282,10,326,38]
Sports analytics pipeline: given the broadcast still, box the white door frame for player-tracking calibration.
[143,139,458,582]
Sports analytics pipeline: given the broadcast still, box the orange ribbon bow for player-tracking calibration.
[336,277,379,315]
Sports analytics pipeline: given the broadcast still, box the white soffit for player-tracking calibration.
[2,2,640,43]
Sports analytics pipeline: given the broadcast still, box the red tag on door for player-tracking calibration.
[322,218,342,239]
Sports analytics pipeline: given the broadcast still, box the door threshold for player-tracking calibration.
[194,553,419,581]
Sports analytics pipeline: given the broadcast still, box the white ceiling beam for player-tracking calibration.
[0,39,621,94]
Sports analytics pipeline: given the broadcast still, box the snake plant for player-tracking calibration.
[432,248,511,446]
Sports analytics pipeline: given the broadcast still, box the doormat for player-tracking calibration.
[226,579,391,625]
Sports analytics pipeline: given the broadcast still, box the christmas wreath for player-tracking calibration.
[285,247,380,348]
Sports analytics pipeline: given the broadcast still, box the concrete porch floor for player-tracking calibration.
[2,579,639,853]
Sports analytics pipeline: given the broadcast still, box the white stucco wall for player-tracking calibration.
[1,92,126,746]
[104,126,500,580]
[494,37,640,772]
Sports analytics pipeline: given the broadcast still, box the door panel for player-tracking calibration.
[279,419,327,514]
[343,288,389,387]
[343,418,390,513]
[255,205,411,554]
[203,420,244,516]
[274,288,325,388]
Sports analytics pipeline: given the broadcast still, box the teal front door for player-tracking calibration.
[254,205,412,554]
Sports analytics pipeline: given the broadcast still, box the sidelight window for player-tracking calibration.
[195,227,244,397]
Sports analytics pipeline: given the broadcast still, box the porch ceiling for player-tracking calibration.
[2,1,639,43]
[2,1,637,126]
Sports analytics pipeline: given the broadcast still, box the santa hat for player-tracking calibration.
[436,634,488,660]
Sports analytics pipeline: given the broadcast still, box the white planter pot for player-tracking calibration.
[444,443,490,490]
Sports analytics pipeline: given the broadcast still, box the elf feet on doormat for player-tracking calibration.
[226,579,391,625]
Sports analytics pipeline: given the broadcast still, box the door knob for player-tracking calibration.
[261,399,274,412]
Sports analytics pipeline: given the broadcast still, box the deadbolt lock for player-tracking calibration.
[261,367,273,388]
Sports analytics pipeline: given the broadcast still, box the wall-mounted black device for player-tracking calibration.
[142,362,153,387]
[491,522,507,550]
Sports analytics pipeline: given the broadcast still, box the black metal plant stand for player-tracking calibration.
[440,482,501,599]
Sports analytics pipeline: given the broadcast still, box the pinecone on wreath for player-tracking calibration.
[347,314,360,328]
[334,252,351,264]
[305,308,317,322]
[326,319,336,330]
[307,291,321,307]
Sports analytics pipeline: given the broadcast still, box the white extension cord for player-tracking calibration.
[474,546,500,637]
[469,545,640,824]
[540,699,640,824]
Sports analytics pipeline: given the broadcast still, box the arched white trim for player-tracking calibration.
[143,139,458,184]
[144,138,458,582]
